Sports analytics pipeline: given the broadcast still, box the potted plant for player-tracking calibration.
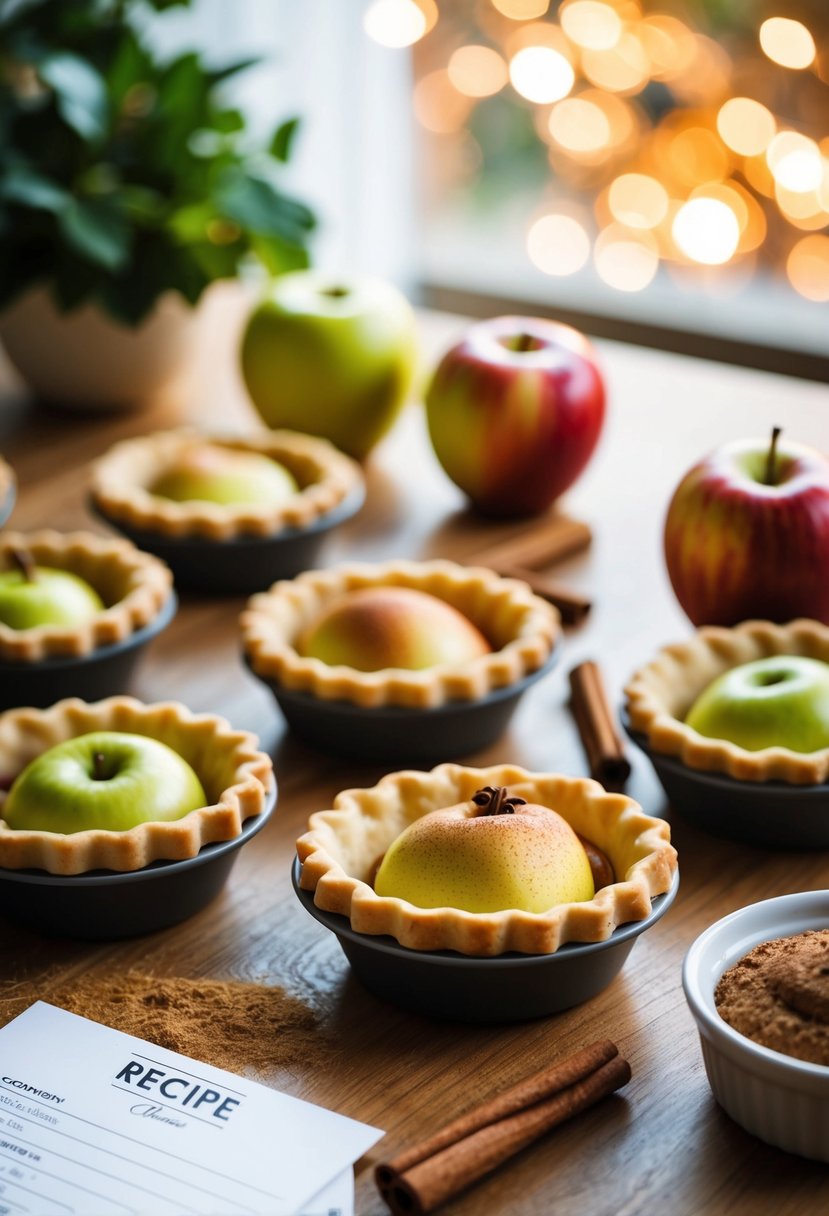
[0,0,315,411]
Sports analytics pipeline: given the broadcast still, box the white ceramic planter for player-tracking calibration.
[0,289,201,412]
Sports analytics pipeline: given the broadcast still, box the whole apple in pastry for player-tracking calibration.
[296,586,491,672]
[0,550,104,630]
[374,785,596,913]
[151,445,299,507]
[686,655,829,754]
[4,732,207,834]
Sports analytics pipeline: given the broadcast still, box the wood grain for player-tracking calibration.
[0,290,828,1216]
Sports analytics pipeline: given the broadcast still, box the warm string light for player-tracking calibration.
[402,2,828,299]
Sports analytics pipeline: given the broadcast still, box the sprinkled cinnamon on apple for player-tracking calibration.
[470,786,527,816]
[9,548,36,583]
[764,425,782,486]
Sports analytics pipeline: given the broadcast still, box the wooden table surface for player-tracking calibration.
[0,299,828,1216]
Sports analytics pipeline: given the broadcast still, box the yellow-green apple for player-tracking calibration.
[296,586,491,672]
[4,731,207,834]
[425,316,606,517]
[151,444,299,506]
[664,428,829,626]
[240,272,417,460]
[0,551,104,629]
[686,655,829,753]
[374,785,595,913]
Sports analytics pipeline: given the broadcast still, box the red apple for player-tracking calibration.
[664,428,829,626]
[424,316,606,517]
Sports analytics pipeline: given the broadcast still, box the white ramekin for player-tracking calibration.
[682,890,829,1163]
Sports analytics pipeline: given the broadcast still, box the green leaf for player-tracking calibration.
[39,51,108,141]
[58,198,131,270]
[205,56,260,86]
[214,171,316,240]
[269,117,300,163]
[250,233,309,275]
[0,167,68,212]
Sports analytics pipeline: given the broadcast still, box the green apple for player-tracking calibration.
[0,551,104,630]
[685,655,829,753]
[151,444,299,506]
[374,786,595,913]
[4,731,207,834]
[239,272,417,460]
[296,586,491,672]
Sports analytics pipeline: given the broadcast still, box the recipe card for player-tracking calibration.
[0,1002,382,1216]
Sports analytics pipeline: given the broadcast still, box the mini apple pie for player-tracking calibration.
[242,559,560,711]
[0,696,274,874]
[296,762,677,956]
[625,618,829,785]
[90,428,364,542]
[0,530,172,664]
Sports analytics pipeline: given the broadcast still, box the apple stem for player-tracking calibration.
[92,752,108,781]
[764,426,782,486]
[471,786,528,817]
[9,548,37,583]
[321,286,350,299]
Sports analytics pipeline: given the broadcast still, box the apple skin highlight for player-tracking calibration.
[374,801,595,914]
[296,587,492,673]
[664,438,829,627]
[425,316,606,518]
[4,732,207,834]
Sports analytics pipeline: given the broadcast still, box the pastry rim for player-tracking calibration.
[624,618,829,785]
[240,559,561,710]
[0,696,274,875]
[0,531,173,663]
[296,762,677,956]
[90,428,364,541]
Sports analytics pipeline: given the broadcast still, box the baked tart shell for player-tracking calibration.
[241,559,561,711]
[0,697,274,875]
[296,762,677,956]
[625,618,829,785]
[0,531,173,664]
[90,428,364,541]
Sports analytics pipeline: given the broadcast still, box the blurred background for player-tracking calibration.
[2,0,828,378]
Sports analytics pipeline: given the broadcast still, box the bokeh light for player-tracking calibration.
[491,0,550,18]
[594,225,659,291]
[767,132,823,192]
[448,45,508,97]
[717,98,776,157]
[527,213,592,274]
[672,198,740,265]
[787,234,829,300]
[608,174,669,229]
[414,70,472,133]
[548,97,611,153]
[363,0,437,48]
[510,45,575,104]
[759,17,816,71]
[581,32,650,94]
[560,1,623,52]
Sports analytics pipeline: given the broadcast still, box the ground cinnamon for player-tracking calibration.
[376,1040,630,1215]
[569,659,631,788]
[0,972,325,1077]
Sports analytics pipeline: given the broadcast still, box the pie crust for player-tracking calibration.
[241,560,561,710]
[90,429,364,541]
[625,618,829,785]
[0,696,274,874]
[0,531,173,663]
[296,763,677,956]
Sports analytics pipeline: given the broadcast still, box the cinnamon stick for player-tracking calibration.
[491,562,592,625]
[474,515,592,570]
[568,660,631,789]
[376,1042,630,1215]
